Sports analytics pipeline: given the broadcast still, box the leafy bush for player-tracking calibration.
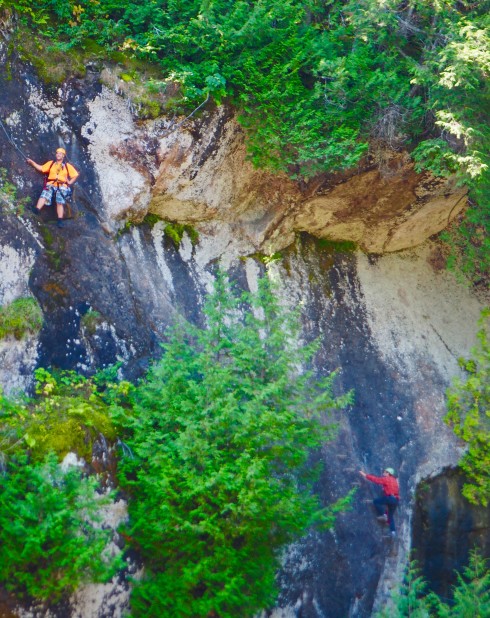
[0,369,117,462]
[0,297,43,340]
[0,452,119,602]
[114,273,353,617]
[445,310,490,507]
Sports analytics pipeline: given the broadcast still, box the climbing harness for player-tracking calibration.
[42,160,74,208]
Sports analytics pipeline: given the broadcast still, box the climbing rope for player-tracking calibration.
[0,115,29,160]
[157,91,210,138]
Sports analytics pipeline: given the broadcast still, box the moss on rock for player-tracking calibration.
[0,297,43,340]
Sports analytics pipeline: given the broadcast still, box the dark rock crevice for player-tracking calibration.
[412,467,490,601]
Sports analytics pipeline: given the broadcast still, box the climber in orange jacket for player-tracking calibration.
[27,147,79,228]
[360,467,400,536]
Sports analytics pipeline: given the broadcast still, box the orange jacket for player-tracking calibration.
[41,161,79,186]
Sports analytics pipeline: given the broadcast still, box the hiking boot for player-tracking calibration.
[57,219,64,228]
[377,514,388,523]
[391,531,397,538]
[31,205,41,215]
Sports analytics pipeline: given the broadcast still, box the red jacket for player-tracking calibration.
[366,474,400,499]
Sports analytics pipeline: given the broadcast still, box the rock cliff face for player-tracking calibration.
[81,83,467,255]
[0,35,487,618]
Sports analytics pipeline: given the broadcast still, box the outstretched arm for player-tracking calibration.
[359,470,367,478]
[26,158,42,172]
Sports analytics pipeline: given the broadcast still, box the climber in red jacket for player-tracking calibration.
[360,467,400,536]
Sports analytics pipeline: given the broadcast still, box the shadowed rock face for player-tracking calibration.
[0,38,487,618]
[412,468,490,601]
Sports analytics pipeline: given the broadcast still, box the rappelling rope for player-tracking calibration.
[0,115,29,160]
[157,91,210,138]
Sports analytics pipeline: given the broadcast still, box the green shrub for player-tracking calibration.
[164,222,199,247]
[0,452,120,602]
[0,297,43,340]
[114,273,353,617]
[81,309,103,335]
[0,168,30,215]
[376,552,490,617]
[445,310,490,507]
[0,369,117,461]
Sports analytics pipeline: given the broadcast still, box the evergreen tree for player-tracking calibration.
[436,551,490,618]
[376,561,432,618]
[0,453,117,602]
[115,273,353,617]
[377,553,490,617]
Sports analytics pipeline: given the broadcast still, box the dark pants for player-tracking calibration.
[373,495,399,532]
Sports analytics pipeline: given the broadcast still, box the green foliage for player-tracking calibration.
[81,309,103,335]
[441,193,490,285]
[114,273,353,617]
[0,297,43,340]
[0,452,119,602]
[13,26,88,84]
[0,167,29,215]
[377,552,490,617]
[244,251,283,265]
[436,551,490,618]
[376,560,431,618]
[164,222,199,247]
[0,369,117,461]
[445,310,490,507]
[316,238,358,254]
[142,213,162,228]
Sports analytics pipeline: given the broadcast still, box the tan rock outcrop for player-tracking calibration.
[147,109,466,254]
[83,90,466,254]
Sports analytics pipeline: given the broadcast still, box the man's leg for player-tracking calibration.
[56,201,64,221]
[386,497,398,533]
[33,196,47,212]
[373,496,388,518]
